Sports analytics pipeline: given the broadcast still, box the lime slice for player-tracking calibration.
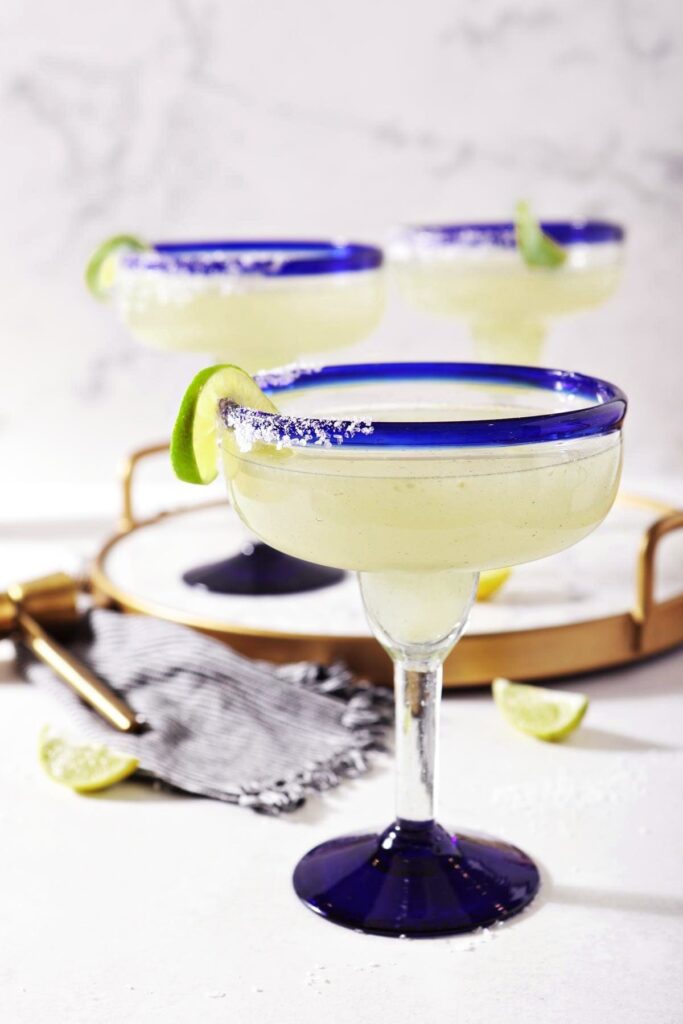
[514,201,567,269]
[170,364,278,485]
[85,234,147,299]
[39,728,139,793]
[493,678,588,741]
[477,568,512,601]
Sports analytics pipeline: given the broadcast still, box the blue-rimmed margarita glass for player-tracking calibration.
[218,361,627,937]
[100,239,385,595]
[391,221,625,365]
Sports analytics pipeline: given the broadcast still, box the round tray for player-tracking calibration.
[90,444,683,687]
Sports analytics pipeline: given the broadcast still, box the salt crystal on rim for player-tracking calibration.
[219,399,374,453]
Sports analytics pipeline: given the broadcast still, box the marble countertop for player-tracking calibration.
[1,522,682,1024]
[1,649,681,1023]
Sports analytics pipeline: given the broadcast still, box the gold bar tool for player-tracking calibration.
[2,573,142,733]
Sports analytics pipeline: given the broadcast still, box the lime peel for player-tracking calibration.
[39,728,139,793]
[477,568,512,601]
[170,364,278,485]
[514,201,567,269]
[493,678,588,741]
[85,234,147,300]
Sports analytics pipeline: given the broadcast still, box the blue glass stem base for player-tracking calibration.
[293,819,540,937]
[182,542,345,596]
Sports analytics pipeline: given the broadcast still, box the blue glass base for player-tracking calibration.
[293,820,540,937]
[182,541,345,596]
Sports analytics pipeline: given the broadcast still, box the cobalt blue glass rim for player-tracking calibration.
[121,240,384,276]
[397,221,625,248]
[223,362,628,449]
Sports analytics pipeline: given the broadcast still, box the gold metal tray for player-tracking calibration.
[90,443,683,687]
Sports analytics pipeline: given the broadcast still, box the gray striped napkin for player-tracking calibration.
[22,609,392,814]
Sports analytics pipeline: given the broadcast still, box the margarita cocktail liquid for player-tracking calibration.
[222,386,621,642]
[222,405,620,571]
[114,242,384,371]
[392,222,624,364]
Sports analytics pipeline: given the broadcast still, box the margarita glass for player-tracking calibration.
[218,361,626,937]
[392,222,625,365]
[98,239,385,595]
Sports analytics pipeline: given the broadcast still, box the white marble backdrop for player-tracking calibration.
[1,0,682,511]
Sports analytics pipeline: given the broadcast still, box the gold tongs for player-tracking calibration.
[2,573,142,733]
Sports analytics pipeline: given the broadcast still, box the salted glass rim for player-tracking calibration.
[394,221,625,249]
[220,361,627,449]
[120,240,384,277]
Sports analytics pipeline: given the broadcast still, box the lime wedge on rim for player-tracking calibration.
[493,678,588,741]
[171,364,278,485]
[85,234,147,299]
[514,201,567,269]
[39,728,139,793]
[477,568,512,601]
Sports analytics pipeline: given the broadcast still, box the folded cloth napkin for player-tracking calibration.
[21,609,392,814]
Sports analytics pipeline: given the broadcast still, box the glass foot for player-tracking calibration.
[182,541,345,596]
[293,819,540,937]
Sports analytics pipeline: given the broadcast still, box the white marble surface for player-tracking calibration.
[1,640,682,1023]
[1,0,682,501]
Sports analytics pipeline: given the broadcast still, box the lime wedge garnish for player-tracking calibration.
[514,201,567,269]
[477,568,512,601]
[85,234,147,299]
[493,679,588,741]
[39,728,139,793]
[171,364,278,485]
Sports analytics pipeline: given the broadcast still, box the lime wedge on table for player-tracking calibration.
[477,568,512,601]
[514,201,567,269]
[171,365,278,485]
[39,729,138,793]
[493,679,588,741]
[85,234,147,299]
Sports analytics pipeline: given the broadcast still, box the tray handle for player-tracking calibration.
[118,442,171,533]
[634,509,683,652]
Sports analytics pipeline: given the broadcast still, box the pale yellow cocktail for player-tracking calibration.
[172,360,627,934]
[110,242,385,371]
[392,222,624,365]
[219,367,623,644]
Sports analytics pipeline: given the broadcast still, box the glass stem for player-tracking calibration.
[394,657,442,824]
[472,319,547,366]
[360,568,478,828]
